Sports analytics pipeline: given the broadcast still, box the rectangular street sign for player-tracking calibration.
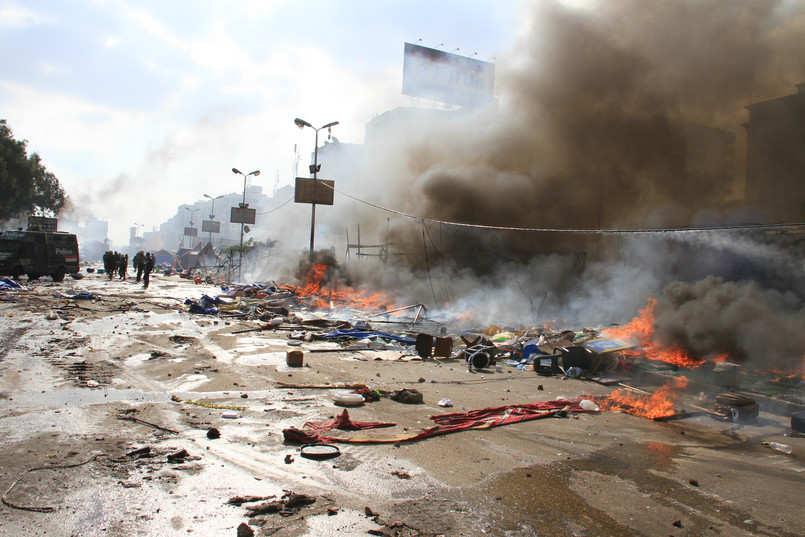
[231,207,256,224]
[295,177,335,205]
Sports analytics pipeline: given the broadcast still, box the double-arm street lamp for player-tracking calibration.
[183,207,199,249]
[184,206,199,226]
[203,193,224,247]
[294,118,338,258]
[231,168,260,280]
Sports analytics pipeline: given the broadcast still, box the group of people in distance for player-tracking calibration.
[102,250,155,288]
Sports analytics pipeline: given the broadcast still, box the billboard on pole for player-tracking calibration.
[230,207,256,225]
[184,227,198,237]
[27,216,58,232]
[294,177,335,205]
[201,220,221,233]
[402,43,495,107]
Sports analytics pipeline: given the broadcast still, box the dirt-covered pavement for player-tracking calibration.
[0,271,803,537]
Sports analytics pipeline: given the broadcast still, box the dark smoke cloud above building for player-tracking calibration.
[340,0,805,370]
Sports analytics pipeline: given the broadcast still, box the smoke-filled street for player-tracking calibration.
[0,272,802,537]
[2,1,805,535]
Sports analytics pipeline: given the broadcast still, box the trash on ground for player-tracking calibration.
[283,399,592,445]
[713,392,759,422]
[300,443,341,460]
[762,441,792,454]
[390,388,424,404]
[334,393,365,407]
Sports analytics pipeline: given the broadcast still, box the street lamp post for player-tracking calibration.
[294,118,338,259]
[231,168,260,280]
[134,222,143,247]
[183,207,199,249]
[203,193,224,247]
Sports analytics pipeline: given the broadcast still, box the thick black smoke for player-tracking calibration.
[656,275,805,370]
[334,1,805,370]
[358,0,805,253]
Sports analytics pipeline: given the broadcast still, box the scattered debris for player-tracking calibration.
[713,393,759,422]
[793,410,805,433]
[300,444,341,460]
[275,382,368,390]
[334,393,365,407]
[167,449,190,463]
[239,491,316,518]
[284,400,591,445]
[227,495,277,506]
[762,441,792,454]
[286,350,304,367]
[117,414,179,435]
[171,394,247,411]
[390,389,423,405]
[125,446,152,459]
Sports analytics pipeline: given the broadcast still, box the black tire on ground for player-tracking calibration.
[792,410,805,433]
[52,267,66,282]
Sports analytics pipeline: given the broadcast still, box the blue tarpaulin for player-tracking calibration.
[69,292,97,300]
[184,295,221,314]
[321,329,415,345]
[0,278,22,290]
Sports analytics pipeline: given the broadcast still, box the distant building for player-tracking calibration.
[744,83,805,223]
[678,121,737,220]
[312,139,364,187]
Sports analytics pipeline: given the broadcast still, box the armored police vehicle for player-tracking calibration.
[0,229,79,282]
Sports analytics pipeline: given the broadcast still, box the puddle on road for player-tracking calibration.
[0,388,319,409]
[235,352,286,366]
[0,388,171,408]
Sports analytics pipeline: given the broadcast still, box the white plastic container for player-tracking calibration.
[333,393,365,407]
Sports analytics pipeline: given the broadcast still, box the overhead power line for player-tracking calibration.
[320,182,804,234]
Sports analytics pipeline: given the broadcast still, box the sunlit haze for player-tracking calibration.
[1,0,527,245]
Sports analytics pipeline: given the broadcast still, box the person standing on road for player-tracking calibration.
[102,250,112,279]
[119,253,128,280]
[143,252,155,289]
[109,252,119,281]
[133,251,145,282]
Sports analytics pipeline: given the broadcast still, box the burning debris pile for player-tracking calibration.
[172,258,805,425]
[596,377,690,420]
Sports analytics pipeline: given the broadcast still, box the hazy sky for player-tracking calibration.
[1,0,528,244]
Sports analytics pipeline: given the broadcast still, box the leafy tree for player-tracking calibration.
[0,119,66,221]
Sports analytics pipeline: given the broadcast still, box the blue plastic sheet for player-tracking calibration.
[0,278,22,290]
[184,295,220,315]
[322,329,415,345]
[69,292,97,300]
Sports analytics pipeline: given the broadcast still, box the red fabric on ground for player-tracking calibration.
[305,409,396,434]
[282,399,589,445]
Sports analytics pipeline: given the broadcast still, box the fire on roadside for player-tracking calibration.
[596,376,689,419]
[604,297,726,368]
[295,263,395,312]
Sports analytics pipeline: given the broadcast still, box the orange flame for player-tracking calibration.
[757,365,805,384]
[453,309,474,327]
[296,263,394,312]
[605,298,724,368]
[598,376,689,419]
